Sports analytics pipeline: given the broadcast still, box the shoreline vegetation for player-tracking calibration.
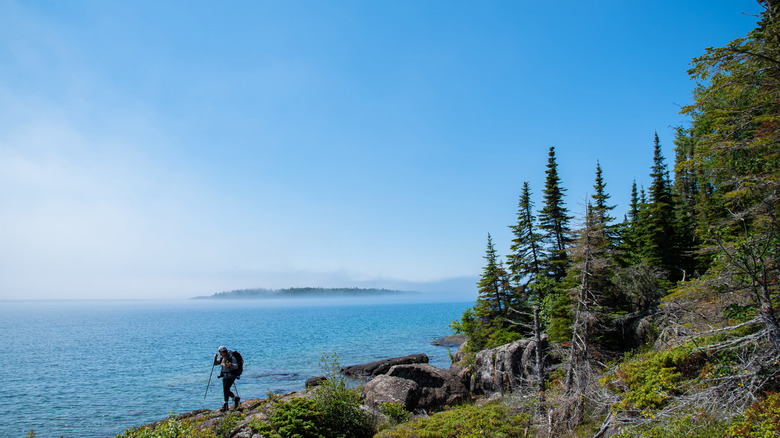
[192,287,415,300]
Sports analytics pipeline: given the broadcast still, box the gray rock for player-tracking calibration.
[363,375,422,410]
[431,334,468,347]
[450,341,468,364]
[521,334,548,380]
[449,362,472,390]
[305,376,327,388]
[449,341,471,388]
[470,340,530,395]
[342,353,429,379]
[386,364,469,411]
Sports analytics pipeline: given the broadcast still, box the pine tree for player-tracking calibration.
[538,146,573,281]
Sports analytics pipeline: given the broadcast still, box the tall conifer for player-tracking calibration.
[475,233,509,320]
[616,180,642,267]
[508,182,543,296]
[538,146,573,281]
[682,2,780,350]
[591,161,616,227]
[639,133,679,279]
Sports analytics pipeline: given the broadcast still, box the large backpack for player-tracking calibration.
[231,351,244,378]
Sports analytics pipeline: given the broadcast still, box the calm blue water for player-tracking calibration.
[0,298,470,437]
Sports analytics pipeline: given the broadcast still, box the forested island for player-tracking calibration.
[193,287,412,299]
[120,3,779,437]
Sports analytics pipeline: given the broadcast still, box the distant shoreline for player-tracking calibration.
[191,287,416,300]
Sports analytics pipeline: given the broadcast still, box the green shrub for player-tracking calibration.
[613,412,728,437]
[215,411,243,437]
[252,353,375,438]
[603,348,703,411]
[541,284,574,345]
[726,392,780,438]
[453,308,527,353]
[376,403,528,438]
[251,397,329,438]
[379,402,410,425]
[115,416,218,438]
[313,352,375,437]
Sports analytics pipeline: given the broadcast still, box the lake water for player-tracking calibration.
[0,298,471,437]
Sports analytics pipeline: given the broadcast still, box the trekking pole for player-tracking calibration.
[204,360,216,399]
[232,380,240,398]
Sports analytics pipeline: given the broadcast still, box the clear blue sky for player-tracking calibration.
[0,0,764,300]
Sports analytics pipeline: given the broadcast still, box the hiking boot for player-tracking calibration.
[233,396,241,410]
[219,403,228,412]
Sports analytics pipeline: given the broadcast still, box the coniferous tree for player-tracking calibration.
[616,180,642,267]
[672,126,700,279]
[591,161,618,252]
[508,182,543,298]
[638,133,680,280]
[454,233,522,352]
[682,1,780,351]
[474,233,510,321]
[538,146,573,281]
[672,126,698,213]
[591,161,616,228]
[628,180,639,224]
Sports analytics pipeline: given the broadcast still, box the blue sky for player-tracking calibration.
[0,0,764,300]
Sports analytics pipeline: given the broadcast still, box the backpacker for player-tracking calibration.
[231,351,244,378]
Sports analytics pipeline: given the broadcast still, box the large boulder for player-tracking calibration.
[342,353,429,379]
[386,364,469,411]
[521,335,548,379]
[363,375,422,410]
[449,341,472,390]
[470,337,546,396]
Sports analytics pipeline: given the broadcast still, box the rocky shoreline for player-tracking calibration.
[121,335,549,437]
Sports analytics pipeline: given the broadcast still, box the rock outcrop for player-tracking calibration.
[469,336,547,396]
[342,353,429,379]
[431,334,468,347]
[135,391,311,438]
[305,375,327,388]
[385,363,470,411]
[448,341,472,389]
[124,336,560,436]
[363,375,422,410]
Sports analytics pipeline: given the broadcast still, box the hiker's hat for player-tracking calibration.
[218,346,228,352]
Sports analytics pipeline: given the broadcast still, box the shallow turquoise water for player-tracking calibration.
[0,298,470,437]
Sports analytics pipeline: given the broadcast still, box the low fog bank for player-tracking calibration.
[194,276,479,305]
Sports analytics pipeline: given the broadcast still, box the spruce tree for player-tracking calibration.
[475,233,508,320]
[508,182,543,297]
[682,2,780,351]
[538,146,573,282]
[591,161,616,227]
[639,133,679,279]
[672,126,700,278]
[628,180,639,224]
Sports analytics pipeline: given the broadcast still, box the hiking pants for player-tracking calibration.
[222,376,236,402]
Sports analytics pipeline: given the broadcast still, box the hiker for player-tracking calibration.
[214,346,241,411]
